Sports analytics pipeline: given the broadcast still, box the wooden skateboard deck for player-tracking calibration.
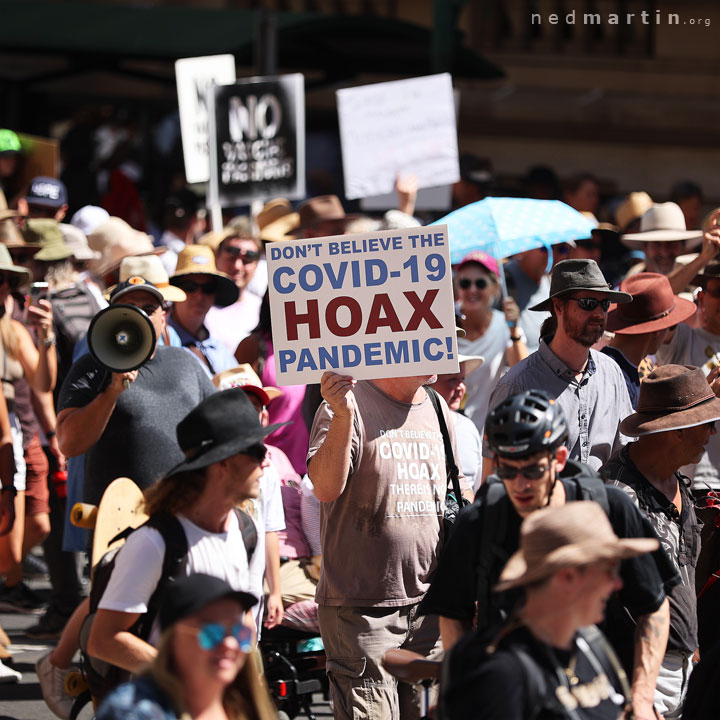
[70,477,148,568]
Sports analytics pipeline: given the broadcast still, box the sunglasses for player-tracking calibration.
[243,444,267,463]
[137,303,161,316]
[176,279,218,295]
[192,622,254,652]
[458,277,489,291]
[0,272,21,289]
[566,297,611,312]
[496,463,550,481]
[223,246,261,264]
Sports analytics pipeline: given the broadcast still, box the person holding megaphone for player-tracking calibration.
[55,276,215,509]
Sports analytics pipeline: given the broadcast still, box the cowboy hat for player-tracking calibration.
[294,195,359,234]
[529,259,632,312]
[170,244,239,308]
[622,202,703,249]
[620,365,720,437]
[495,501,658,592]
[165,387,288,476]
[606,272,696,335]
[212,364,283,407]
[258,198,300,243]
[615,192,653,232]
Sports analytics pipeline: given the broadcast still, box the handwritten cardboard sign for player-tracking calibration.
[175,54,236,184]
[267,224,459,385]
[336,74,460,200]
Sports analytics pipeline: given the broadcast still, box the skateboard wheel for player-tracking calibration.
[71,503,98,529]
[65,671,88,696]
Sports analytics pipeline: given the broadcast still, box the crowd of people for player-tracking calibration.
[0,122,719,720]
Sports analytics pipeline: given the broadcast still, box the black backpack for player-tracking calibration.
[474,460,610,632]
[79,509,258,703]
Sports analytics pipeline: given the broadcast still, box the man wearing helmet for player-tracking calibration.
[420,389,678,720]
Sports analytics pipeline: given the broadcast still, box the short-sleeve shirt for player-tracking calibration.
[453,411,483,493]
[485,341,633,471]
[603,445,700,655]
[656,323,720,489]
[58,346,216,506]
[420,460,677,671]
[307,380,467,607]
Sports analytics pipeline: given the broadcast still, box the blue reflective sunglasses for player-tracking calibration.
[197,622,253,652]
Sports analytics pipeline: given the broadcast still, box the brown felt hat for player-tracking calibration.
[529,259,632,312]
[620,365,720,437]
[495,502,657,592]
[294,195,359,233]
[606,272,696,335]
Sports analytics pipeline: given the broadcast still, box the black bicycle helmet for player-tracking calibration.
[485,389,569,458]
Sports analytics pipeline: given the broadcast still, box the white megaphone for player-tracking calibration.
[87,304,156,377]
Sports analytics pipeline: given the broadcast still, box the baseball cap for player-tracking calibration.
[109,276,165,305]
[26,177,68,209]
[0,130,21,156]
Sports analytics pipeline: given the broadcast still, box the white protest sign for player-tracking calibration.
[267,224,458,385]
[175,54,236,184]
[336,74,460,200]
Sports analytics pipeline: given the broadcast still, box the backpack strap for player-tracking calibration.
[569,463,610,516]
[508,644,552,720]
[475,478,511,630]
[425,386,463,503]
[235,508,258,563]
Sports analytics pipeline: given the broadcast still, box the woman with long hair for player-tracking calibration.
[97,573,278,720]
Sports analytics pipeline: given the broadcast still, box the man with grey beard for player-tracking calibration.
[483,259,635,476]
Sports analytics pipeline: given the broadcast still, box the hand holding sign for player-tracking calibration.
[320,372,357,419]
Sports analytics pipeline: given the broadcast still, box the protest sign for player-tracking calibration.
[336,73,460,200]
[175,54,236,184]
[208,73,305,208]
[267,224,458,385]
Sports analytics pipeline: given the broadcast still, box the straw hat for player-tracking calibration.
[212,364,283,407]
[606,272,696,335]
[106,254,187,304]
[170,244,239,308]
[620,365,720,437]
[615,192,653,232]
[0,218,26,248]
[258,199,300,243]
[495,501,658,592]
[0,244,32,287]
[622,202,703,249]
[88,217,164,278]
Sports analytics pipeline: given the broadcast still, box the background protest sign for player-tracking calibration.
[175,54,236,185]
[336,73,460,200]
[207,73,305,208]
[267,224,458,385]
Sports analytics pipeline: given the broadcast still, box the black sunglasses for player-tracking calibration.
[0,273,21,289]
[458,278,489,291]
[566,297,611,312]
[496,463,549,481]
[176,279,218,295]
[243,444,267,463]
[223,246,260,264]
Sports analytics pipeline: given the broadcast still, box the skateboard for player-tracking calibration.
[71,476,148,570]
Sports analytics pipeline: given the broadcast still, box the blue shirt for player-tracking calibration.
[485,340,633,470]
[601,346,640,409]
[167,314,237,378]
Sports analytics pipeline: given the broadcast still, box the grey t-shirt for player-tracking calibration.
[58,346,216,506]
[307,381,468,607]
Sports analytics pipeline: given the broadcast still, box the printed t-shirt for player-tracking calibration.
[307,380,467,607]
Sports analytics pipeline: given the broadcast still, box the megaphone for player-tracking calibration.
[87,304,156,374]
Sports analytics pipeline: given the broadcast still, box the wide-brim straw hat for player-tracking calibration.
[622,202,703,249]
[615,192,653,232]
[0,244,32,286]
[212,364,283,407]
[258,198,300,243]
[106,254,187,304]
[606,272,696,335]
[620,365,720,437]
[495,501,658,592]
[170,244,239,308]
[88,217,165,278]
[529,259,632,312]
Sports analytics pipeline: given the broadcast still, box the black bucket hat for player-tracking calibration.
[166,388,288,476]
[529,259,632,312]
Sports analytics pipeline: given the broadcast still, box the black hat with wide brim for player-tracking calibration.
[529,258,632,312]
[165,387,288,477]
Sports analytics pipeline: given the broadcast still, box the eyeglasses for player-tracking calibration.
[190,622,254,652]
[176,279,218,295]
[138,303,161,316]
[496,462,550,481]
[243,444,267,463]
[223,246,261,264]
[566,297,611,312]
[458,278,489,291]
[0,272,20,289]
